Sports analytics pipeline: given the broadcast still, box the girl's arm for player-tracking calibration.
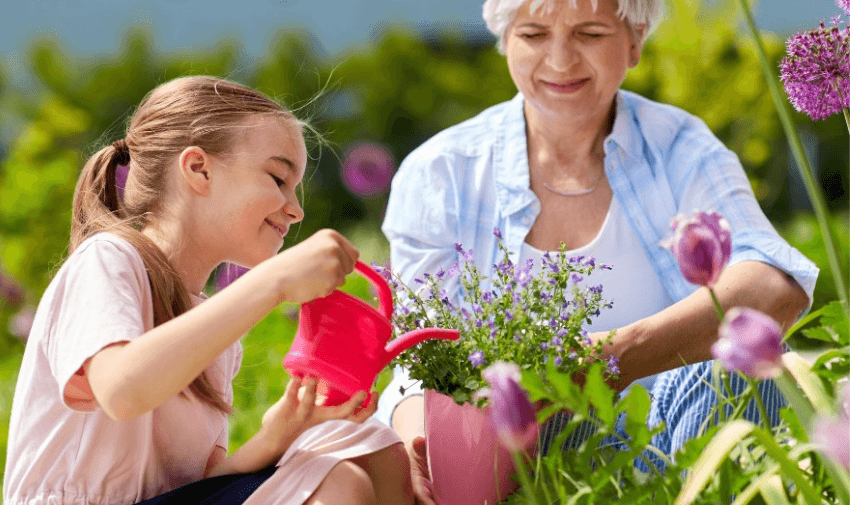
[85,229,358,420]
[595,260,809,390]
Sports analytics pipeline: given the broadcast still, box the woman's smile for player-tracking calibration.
[542,77,590,93]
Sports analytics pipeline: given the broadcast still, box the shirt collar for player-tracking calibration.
[604,91,642,162]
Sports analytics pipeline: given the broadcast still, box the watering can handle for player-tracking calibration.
[354,261,394,321]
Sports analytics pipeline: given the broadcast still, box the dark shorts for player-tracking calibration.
[132,466,277,505]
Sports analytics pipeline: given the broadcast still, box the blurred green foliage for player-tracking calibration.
[0,0,846,481]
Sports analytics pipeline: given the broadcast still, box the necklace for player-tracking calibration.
[541,169,606,197]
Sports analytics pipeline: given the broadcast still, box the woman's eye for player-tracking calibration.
[520,32,545,40]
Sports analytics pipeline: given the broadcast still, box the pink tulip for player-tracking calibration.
[341,142,395,198]
[712,307,784,379]
[665,211,732,287]
[481,362,538,453]
[812,384,850,471]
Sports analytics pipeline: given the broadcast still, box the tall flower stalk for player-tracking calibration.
[734,0,849,315]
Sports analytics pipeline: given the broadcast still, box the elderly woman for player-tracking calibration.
[376,0,817,502]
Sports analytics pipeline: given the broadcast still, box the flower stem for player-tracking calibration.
[735,0,849,315]
[708,287,724,320]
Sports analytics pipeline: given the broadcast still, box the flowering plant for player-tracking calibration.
[383,228,618,405]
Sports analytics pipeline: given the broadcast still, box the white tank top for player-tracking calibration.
[520,197,672,392]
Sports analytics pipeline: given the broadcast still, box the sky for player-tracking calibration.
[1,0,844,81]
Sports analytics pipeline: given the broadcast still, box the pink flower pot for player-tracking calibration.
[424,389,537,505]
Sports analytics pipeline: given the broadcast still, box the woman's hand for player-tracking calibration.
[270,229,360,305]
[405,436,438,505]
[259,376,377,456]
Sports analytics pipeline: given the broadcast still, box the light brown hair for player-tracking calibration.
[71,76,300,414]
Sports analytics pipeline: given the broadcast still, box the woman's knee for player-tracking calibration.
[307,461,377,505]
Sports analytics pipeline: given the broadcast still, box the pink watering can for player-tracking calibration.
[284,261,459,407]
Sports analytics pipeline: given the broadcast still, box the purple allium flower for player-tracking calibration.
[494,227,503,239]
[712,307,784,379]
[0,269,25,309]
[115,164,129,200]
[215,263,250,291]
[663,210,731,287]
[811,411,850,471]
[340,142,395,197]
[840,0,850,15]
[482,362,538,453]
[9,305,35,341]
[468,350,486,368]
[780,21,850,121]
[607,355,620,375]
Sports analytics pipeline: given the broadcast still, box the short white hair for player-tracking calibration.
[482,0,665,53]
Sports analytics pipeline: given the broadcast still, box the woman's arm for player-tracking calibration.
[85,230,358,420]
[598,260,809,391]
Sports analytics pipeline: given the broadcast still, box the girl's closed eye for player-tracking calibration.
[520,32,546,40]
[270,174,285,187]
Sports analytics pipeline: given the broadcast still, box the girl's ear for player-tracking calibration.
[178,146,212,196]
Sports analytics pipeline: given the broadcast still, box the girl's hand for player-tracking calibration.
[271,229,359,305]
[406,436,438,505]
[259,376,378,457]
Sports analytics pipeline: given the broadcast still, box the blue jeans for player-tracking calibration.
[538,360,786,473]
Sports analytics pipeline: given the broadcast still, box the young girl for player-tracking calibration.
[3,76,414,505]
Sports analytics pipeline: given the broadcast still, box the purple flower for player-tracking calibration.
[712,307,784,379]
[571,273,584,284]
[505,310,514,321]
[463,249,475,263]
[554,356,563,366]
[664,211,731,287]
[468,350,486,368]
[454,243,464,253]
[115,164,129,200]
[481,362,538,453]
[780,21,850,121]
[607,356,620,375]
[0,269,25,309]
[215,263,250,291]
[340,142,395,197]
[434,267,445,279]
[493,227,503,239]
[447,262,461,278]
[840,0,850,16]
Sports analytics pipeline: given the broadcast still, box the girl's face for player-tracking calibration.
[504,0,644,124]
[206,116,306,267]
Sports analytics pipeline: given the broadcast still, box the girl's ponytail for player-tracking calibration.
[71,132,233,415]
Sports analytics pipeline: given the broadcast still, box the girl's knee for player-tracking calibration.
[316,461,377,505]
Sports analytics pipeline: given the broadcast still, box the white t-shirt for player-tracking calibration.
[3,233,242,505]
[518,196,673,392]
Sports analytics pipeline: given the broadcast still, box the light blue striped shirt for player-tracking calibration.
[375,90,818,430]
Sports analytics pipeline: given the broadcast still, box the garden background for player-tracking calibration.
[0,0,848,491]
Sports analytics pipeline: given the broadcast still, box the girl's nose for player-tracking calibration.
[286,197,305,224]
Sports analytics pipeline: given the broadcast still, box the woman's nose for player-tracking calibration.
[545,36,579,72]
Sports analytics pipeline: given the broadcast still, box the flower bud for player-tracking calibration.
[482,362,538,453]
[664,211,731,287]
[712,307,783,379]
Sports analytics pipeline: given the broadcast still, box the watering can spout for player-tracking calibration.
[381,328,460,369]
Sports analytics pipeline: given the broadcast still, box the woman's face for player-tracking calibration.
[504,0,644,124]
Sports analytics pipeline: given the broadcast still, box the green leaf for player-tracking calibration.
[583,364,615,427]
[757,475,791,505]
